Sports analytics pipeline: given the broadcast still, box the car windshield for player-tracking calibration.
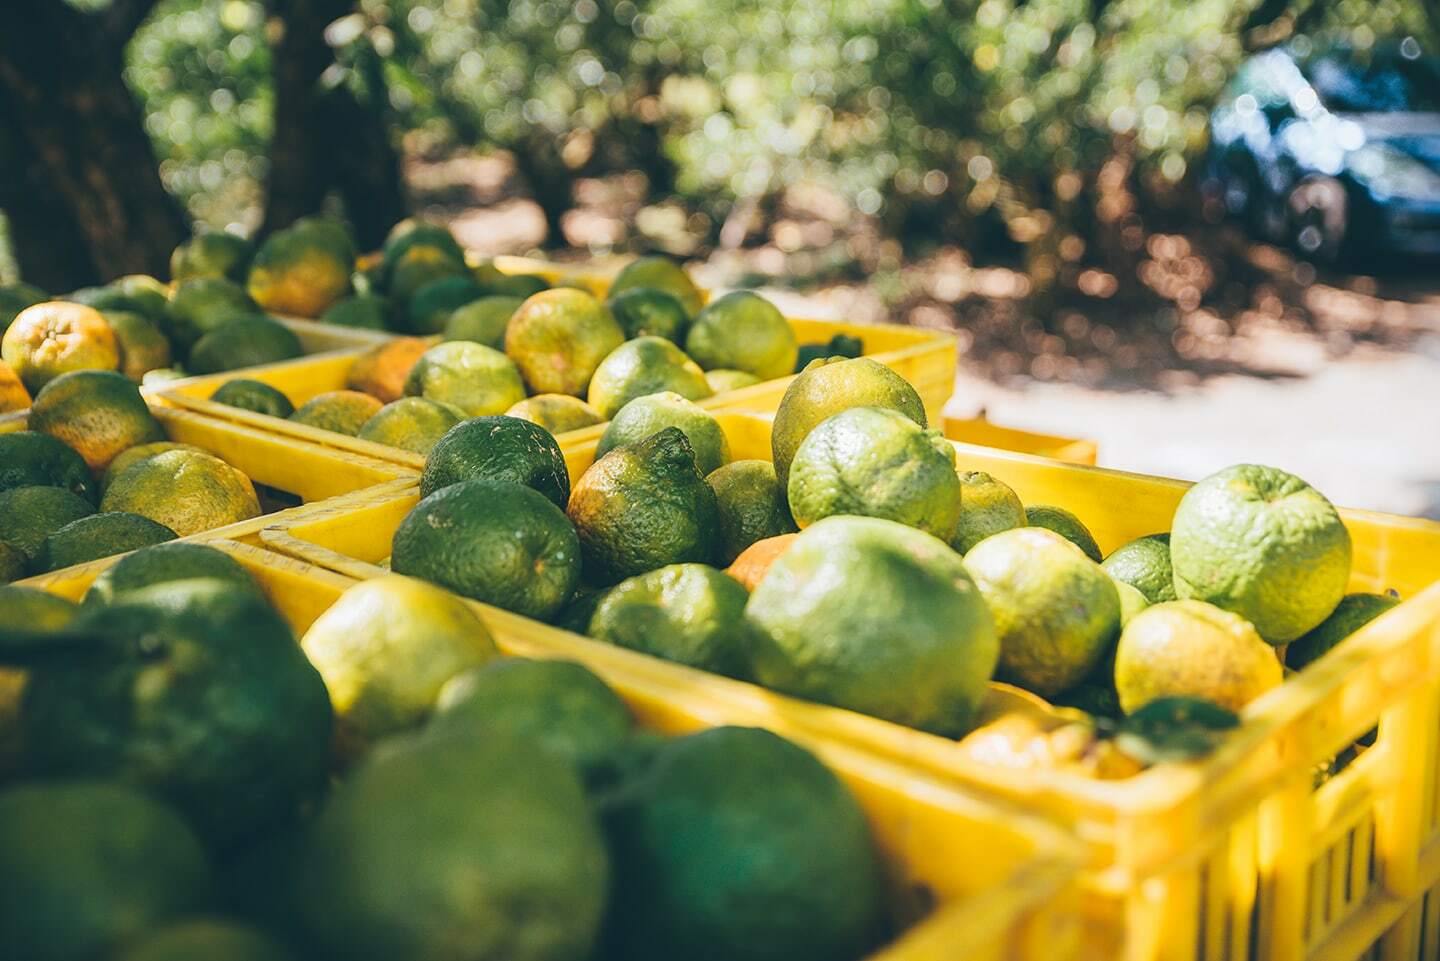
[1305,44,1440,113]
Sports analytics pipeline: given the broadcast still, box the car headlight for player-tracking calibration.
[1348,144,1440,201]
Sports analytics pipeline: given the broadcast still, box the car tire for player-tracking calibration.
[1287,176,1349,266]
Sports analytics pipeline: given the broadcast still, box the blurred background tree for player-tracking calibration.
[0,0,1435,291]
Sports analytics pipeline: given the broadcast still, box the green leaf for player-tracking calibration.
[1114,697,1239,765]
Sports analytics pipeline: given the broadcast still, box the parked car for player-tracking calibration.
[1206,37,1440,264]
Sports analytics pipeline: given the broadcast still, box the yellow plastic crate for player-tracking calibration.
[943,415,1098,466]
[0,402,413,569]
[19,539,1084,961]
[260,409,1440,961]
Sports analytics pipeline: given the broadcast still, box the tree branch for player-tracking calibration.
[103,0,163,41]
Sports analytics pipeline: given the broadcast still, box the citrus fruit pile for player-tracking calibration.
[0,548,889,961]
[0,375,263,581]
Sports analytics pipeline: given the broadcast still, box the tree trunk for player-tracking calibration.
[511,141,573,249]
[263,0,405,251]
[0,0,187,291]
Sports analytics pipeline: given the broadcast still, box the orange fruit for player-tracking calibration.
[725,533,799,591]
[0,361,30,413]
[1,302,118,393]
[346,337,430,403]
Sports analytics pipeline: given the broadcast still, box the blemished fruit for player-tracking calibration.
[289,389,384,436]
[587,336,712,419]
[504,288,625,396]
[321,293,390,330]
[787,405,961,542]
[0,485,95,561]
[301,574,498,744]
[601,726,884,961]
[745,516,998,736]
[0,360,31,412]
[171,231,254,283]
[81,541,259,607]
[103,310,172,380]
[595,391,731,476]
[1286,592,1401,671]
[392,479,581,620]
[165,277,259,352]
[420,415,570,506]
[952,470,1025,553]
[430,657,634,781]
[684,290,797,380]
[1171,464,1351,644]
[23,578,333,846]
[100,442,205,493]
[963,527,1121,697]
[34,512,176,573]
[1102,533,1176,604]
[356,397,465,454]
[704,368,761,393]
[505,393,604,435]
[346,336,431,403]
[1025,505,1103,563]
[0,781,213,961]
[568,427,721,585]
[1114,599,1283,713]
[771,356,927,488]
[114,920,296,961]
[293,728,608,961]
[608,255,704,317]
[0,431,96,503]
[188,315,302,374]
[246,218,354,318]
[28,369,165,470]
[403,340,526,417]
[443,294,524,348]
[407,275,484,335]
[100,449,260,537]
[590,564,752,678]
[210,378,295,418]
[726,533,798,591]
[2,302,119,392]
[707,460,798,565]
[605,287,690,343]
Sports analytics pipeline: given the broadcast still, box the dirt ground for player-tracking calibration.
[414,151,1440,519]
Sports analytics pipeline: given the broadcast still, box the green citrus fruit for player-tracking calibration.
[101,449,260,536]
[289,389,384,435]
[1286,592,1401,671]
[104,310,172,381]
[1114,599,1283,713]
[246,219,355,318]
[745,515,998,735]
[1025,505,1102,562]
[963,526,1121,697]
[420,415,570,506]
[1101,533,1176,604]
[0,781,213,961]
[707,459,797,564]
[771,356,927,488]
[28,369,165,471]
[568,427,720,585]
[357,397,466,455]
[605,287,690,342]
[392,479,581,620]
[1171,464,1351,643]
[587,336,712,419]
[301,574,498,743]
[787,406,960,542]
[590,563,752,678]
[406,275,485,334]
[505,393,604,435]
[505,288,625,396]
[443,295,524,348]
[321,293,391,330]
[1114,579,1152,627]
[210,379,295,418]
[35,512,176,573]
[100,442,206,493]
[684,290,797,380]
[0,485,94,562]
[952,470,1025,553]
[704,368,761,393]
[0,431,95,503]
[608,255,704,317]
[188,315,302,374]
[171,232,254,283]
[601,725,884,961]
[114,919,295,961]
[403,340,526,417]
[165,277,259,352]
[81,541,259,607]
[595,391,730,476]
